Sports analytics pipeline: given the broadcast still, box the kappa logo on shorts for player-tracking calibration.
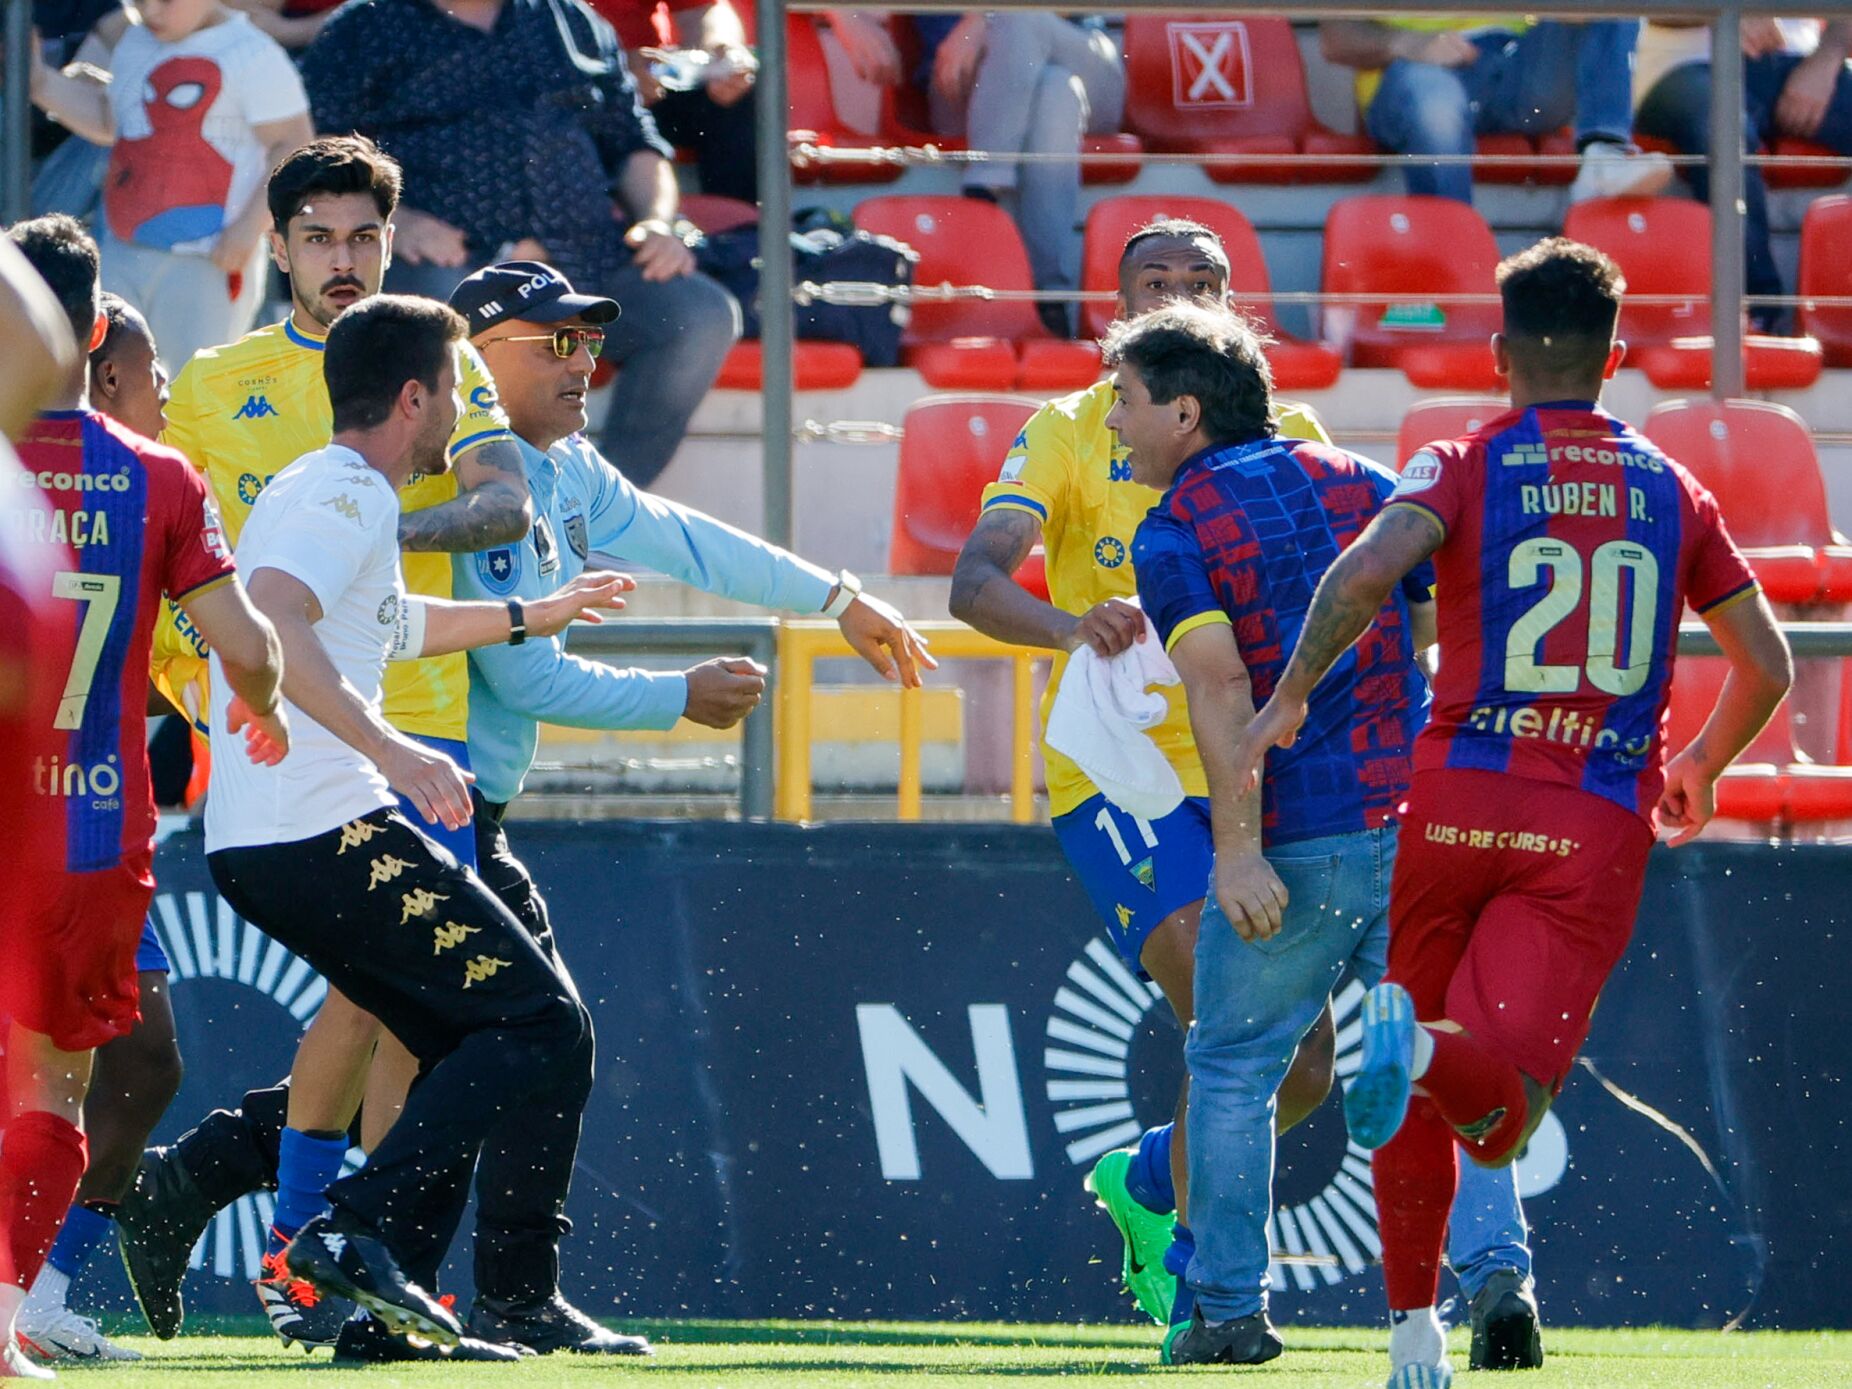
[400,888,449,924]
[461,955,513,988]
[432,920,481,954]
[366,855,415,891]
[336,819,385,854]
[1113,903,1134,930]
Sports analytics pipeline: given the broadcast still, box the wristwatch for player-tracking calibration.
[823,570,863,619]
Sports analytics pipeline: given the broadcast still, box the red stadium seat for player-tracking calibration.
[1319,196,1503,390]
[1799,195,1852,366]
[1394,396,1509,468]
[1122,16,1374,183]
[1078,196,1341,390]
[890,394,1049,599]
[1765,136,1851,190]
[1472,129,1577,187]
[1642,399,1834,548]
[713,341,864,392]
[1664,656,1852,824]
[854,196,1098,391]
[678,194,759,236]
[1644,398,1852,609]
[1562,198,1823,390]
[786,18,901,186]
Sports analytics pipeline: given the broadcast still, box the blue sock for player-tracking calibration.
[1124,1122,1177,1215]
[45,1203,114,1281]
[1164,1224,1196,1325]
[267,1129,348,1257]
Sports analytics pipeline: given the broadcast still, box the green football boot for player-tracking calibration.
[1085,1147,1178,1325]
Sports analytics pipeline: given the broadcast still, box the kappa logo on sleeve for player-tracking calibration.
[476,547,521,596]
[1394,451,1443,497]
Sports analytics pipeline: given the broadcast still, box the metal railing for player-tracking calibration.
[776,619,1041,822]
[566,616,1852,824]
[565,617,780,820]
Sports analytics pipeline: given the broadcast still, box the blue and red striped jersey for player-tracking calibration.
[1134,436,1434,848]
[1389,401,1758,823]
[13,411,235,871]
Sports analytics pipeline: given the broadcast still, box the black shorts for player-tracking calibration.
[209,807,580,1066]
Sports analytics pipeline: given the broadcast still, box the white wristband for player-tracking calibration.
[387,595,429,662]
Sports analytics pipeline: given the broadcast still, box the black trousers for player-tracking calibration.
[208,807,591,1303]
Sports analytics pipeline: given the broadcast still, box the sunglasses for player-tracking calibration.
[485,327,605,359]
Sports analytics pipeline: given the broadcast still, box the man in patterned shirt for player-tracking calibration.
[1116,301,1440,1367]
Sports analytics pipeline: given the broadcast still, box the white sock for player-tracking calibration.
[23,1264,68,1311]
[1411,1025,1435,1081]
[1388,1305,1446,1371]
[0,1283,25,1344]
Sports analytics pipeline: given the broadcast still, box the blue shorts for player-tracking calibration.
[135,916,171,974]
[1051,793,1213,972]
[396,735,478,871]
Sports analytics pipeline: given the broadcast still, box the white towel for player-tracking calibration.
[1045,606,1186,822]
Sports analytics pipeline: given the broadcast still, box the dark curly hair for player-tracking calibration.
[1101,301,1275,445]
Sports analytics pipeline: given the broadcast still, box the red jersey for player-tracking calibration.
[1387,402,1758,823]
[12,410,235,871]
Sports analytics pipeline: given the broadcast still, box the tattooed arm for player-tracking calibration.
[1229,504,1444,792]
[397,437,533,553]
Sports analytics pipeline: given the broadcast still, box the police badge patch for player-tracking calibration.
[477,547,521,596]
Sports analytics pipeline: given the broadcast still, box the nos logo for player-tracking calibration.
[148,892,364,1282]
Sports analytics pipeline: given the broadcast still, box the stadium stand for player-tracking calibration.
[1799,194,1852,367]
[1561,198,1823,391]
[1318,195,1504,390]
[1078,195,1342,389]
[788,15,903,186]
[1394,396,1509,468]
[854,195,1099,390]
[887,394,1049,599]
[1120,16,1374,183]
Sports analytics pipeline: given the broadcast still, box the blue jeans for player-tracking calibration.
[385,253,740,489]
[1637,53,1852,325]
[1366,20,1641,202]
[1186,825,1530,1321]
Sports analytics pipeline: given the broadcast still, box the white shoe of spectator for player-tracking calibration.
[1568,140,1674,203]
[14,1304,140,1363]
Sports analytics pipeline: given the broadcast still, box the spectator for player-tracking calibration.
[591,0,758,204]
[27,0,127,219]
[1319,17,1672,205]
[885,12,1125,336]
[28,0,314,372]
[299,0,740,489]
[1635,18,1852,332]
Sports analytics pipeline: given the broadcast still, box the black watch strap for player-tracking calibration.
[507,599,527,646]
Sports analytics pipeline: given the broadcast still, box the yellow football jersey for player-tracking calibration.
[979,379,1331,819]
[154,317,513,741]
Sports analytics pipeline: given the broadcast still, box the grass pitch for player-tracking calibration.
[54,1320,1852,1387]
